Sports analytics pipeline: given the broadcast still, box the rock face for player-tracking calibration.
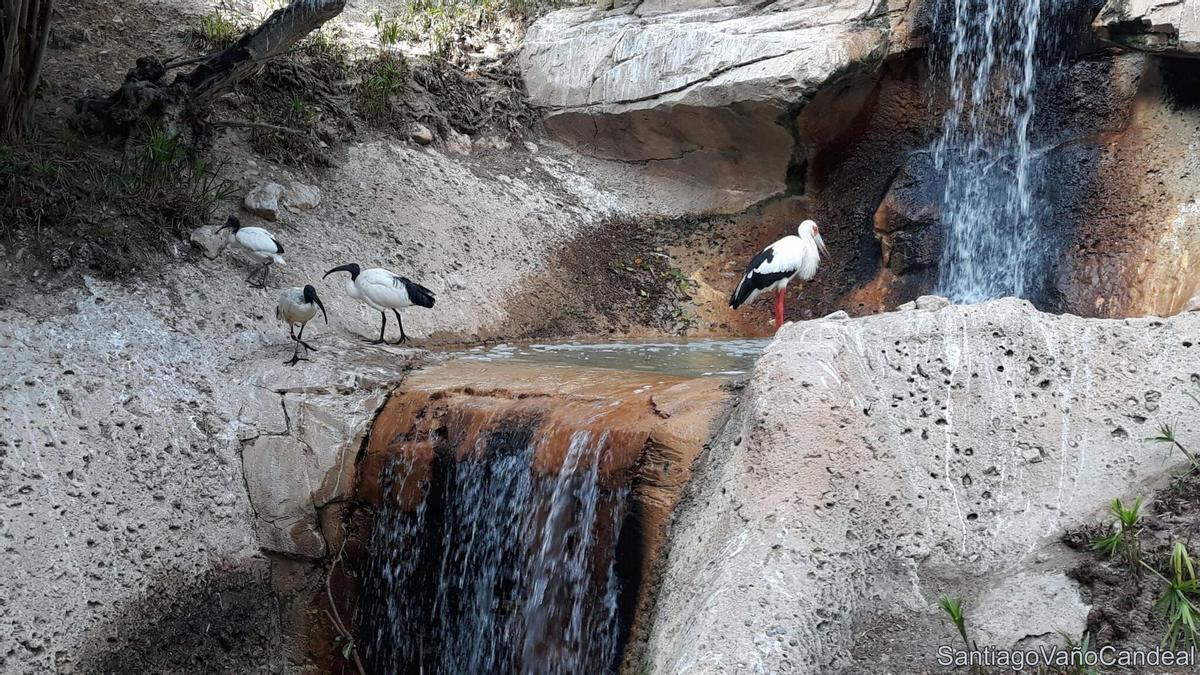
[644,299,1200,671]
[1095,0,1200,55]
[521,0,915,210]
[874,151,943,276]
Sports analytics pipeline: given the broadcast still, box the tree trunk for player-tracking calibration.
[74,0,345,140]
[0,0,56,139]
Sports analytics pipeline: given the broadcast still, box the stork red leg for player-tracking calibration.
[774,289,786,330]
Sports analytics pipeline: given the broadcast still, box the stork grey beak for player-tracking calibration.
[315,295,328,324]
[816,234,829,259]
[323,264,354,279]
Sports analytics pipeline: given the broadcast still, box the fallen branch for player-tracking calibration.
[74,0,347,140]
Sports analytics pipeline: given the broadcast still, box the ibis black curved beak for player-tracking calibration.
[323,264,356,279]
[315,295,328,324]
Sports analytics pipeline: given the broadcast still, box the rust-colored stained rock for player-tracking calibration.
[353,360,730,666]
[362,361,727,507]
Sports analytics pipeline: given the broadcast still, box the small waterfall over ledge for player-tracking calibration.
[929,0,1086,302]
[359,434,626,674]
[345,357,737,674]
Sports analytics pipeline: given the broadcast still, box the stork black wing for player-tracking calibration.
[730,245,792,308]
[394,276,436,308]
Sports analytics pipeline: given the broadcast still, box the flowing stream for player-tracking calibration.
[355,338,767,673]
[930,0,1079,302]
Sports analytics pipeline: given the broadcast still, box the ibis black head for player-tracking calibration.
[216,215,241,233]
[323,263,361,280]
[303,284,328,324]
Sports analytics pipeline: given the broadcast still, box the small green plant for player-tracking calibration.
[286,96,319,125]
[191,11,240,50]
[1149,423,1200,474]
[1142,542,1200,647]
[356,53,410,122]
[1091,496,1144,568]
[119,123,189,192]
[939,596,972,650]
[1059,631,1100,675]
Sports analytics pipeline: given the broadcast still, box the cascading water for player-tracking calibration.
[930,0,1080,302]
[357,428,628,674]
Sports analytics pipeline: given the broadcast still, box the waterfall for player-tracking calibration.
[930,0,1077,302]
[357,429,628,674]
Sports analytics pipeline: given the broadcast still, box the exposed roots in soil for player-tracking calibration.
[225,38,536,168]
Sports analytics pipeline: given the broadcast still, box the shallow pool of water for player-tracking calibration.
[443,338,771,378]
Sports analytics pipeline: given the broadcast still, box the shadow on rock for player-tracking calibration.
[77,560,283,675]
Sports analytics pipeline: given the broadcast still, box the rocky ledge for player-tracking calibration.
[520,0,917,209]
[646,297,1200,671]
[1095,0,1200,56]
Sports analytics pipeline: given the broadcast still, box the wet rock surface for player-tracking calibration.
[349,360,731,672]
[645,298,1200,672]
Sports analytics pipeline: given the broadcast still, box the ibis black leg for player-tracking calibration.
[248,262,269,288]
[289,324,297,340]
[369,311,387,344]
[392,310,408,344]
[295,323,317,352]
[284,341,307,366]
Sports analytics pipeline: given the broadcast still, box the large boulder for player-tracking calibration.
[645,298,1200,671]
[520,0,916,210]
[1095,0,1200,55]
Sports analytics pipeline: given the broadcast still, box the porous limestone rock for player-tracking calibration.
[1095,0,1200,55]
[645,298,1200,672]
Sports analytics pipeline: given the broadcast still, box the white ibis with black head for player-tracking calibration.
[276,284,328,366]
[216,215,285,288]
[323,263,435,344]
[729,219,829,331]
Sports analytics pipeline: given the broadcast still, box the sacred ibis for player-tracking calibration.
[276,284,328,366]
[323,263,435,344]
[216,215,285,288]
[729,219,829,331]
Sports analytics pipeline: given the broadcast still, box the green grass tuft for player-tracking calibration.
[1091,496,1144,569]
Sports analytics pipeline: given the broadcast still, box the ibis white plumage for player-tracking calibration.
[323,263,435,344]
[216,215,286,288]
[276,284,328,366]
[729,219,829,331]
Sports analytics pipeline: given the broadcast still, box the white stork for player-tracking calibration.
[216,215,285,288]
[729,219,829,331]
[276,284,327,366]
[323,263,435,344]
